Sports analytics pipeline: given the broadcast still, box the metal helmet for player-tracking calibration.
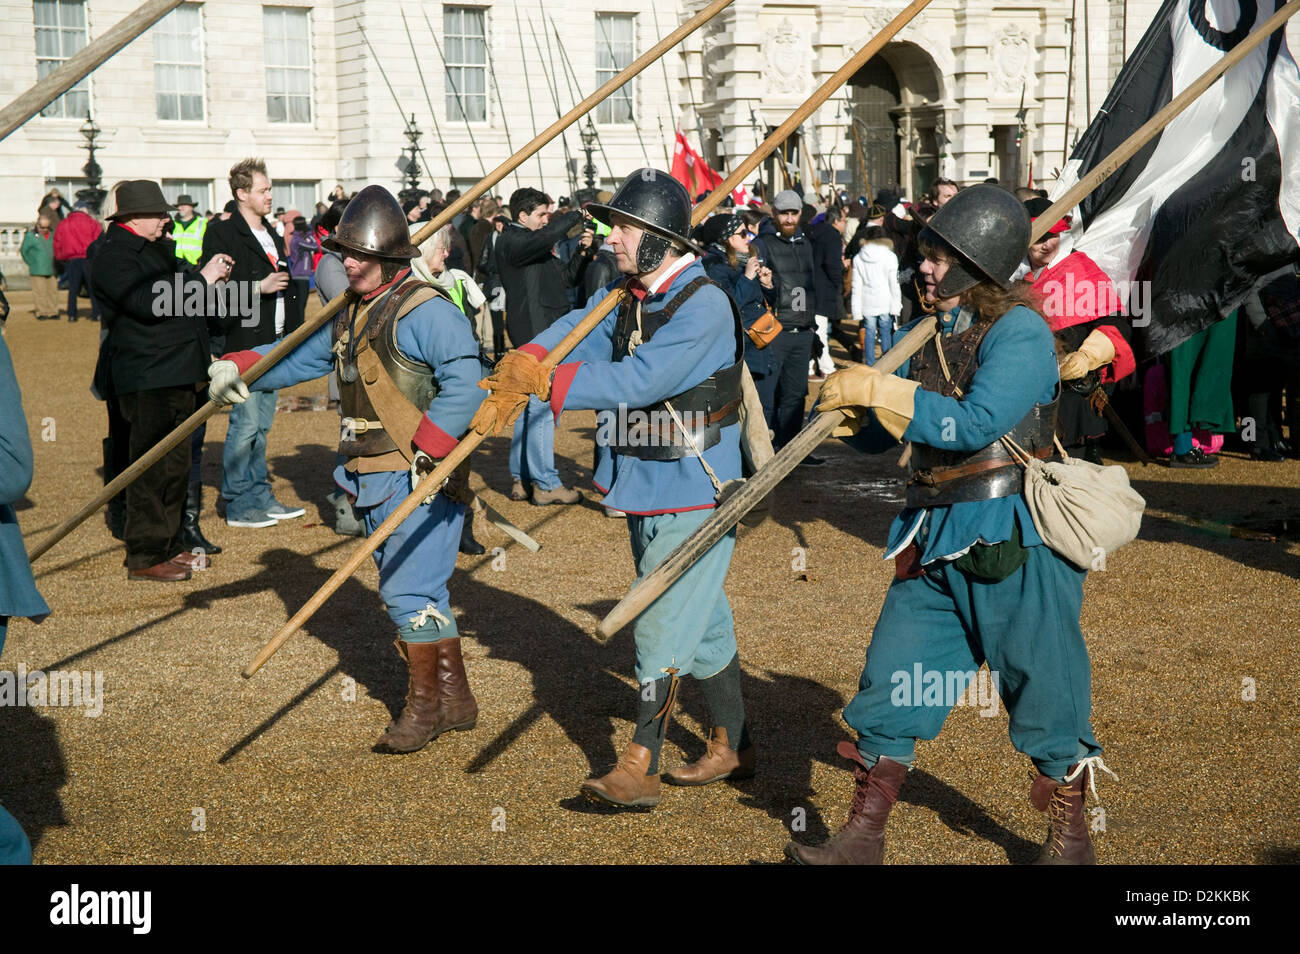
[323,184,420,260]
[918,184,1031,298]
[586,168,704,273]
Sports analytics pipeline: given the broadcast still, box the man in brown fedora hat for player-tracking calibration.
[90,180,233,581]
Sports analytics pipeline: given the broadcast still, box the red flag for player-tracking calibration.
[670,128,749,206]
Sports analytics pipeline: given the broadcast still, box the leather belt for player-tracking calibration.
[912,443,1054,487]
[636,397,742,445]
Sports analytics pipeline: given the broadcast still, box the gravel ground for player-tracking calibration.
[2,291,1297,865]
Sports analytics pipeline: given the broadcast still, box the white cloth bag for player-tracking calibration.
[1004,437,1146,570]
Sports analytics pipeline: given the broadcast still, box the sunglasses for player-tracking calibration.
[736,229,756,240]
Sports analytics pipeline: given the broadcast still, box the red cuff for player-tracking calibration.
[550,362,582,420]
[413,416,458,458]
[1097,327,1136,383]
[518,343,549,361]
[221,350,262,376]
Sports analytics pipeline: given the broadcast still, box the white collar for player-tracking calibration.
[644,253,697,295]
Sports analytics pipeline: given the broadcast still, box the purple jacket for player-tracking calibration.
[288,232,317,279]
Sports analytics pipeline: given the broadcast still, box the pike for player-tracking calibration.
[242,0,940,679]
[548,12,619,186]
[528,12,578,195]
[422,8,491,182]
[595,0,1300,640]
[512,1,548,190]
[359,19,445,189]
[29,0,742,563]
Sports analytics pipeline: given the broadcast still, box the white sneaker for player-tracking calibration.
[227,510,277,529]
[266,500,306,520]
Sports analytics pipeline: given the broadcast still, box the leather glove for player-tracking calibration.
[207,359,249,406]
[480,350,552,401]
[470,390,531,437]
[816,364,920,441]
[1058,328,1116,381]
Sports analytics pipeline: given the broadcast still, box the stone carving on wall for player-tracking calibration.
[764,18,813,98]
[701,25,723,102]
[990,25,1033,95]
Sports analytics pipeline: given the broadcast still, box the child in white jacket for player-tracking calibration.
[850,226,901,365]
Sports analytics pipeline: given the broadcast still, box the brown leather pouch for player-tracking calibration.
[894,541,925,580]
[745,309,783,349]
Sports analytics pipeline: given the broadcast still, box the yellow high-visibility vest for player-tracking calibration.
[174,216,207,265]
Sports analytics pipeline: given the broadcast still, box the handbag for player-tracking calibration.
[1001,435,1145,570]
[745,308,783,349]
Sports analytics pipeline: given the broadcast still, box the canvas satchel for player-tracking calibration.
[1002,435,1146,570]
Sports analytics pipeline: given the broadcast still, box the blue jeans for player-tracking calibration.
[222,388,277,516]
[64,257,99,320]
[509,395,561,490]
[862,314,894,366]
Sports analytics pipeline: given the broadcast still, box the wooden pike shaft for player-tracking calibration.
[0,0,184,141]
[241,0,743,677]
[597,0,1300,640]
[32,0,740,565]
[596,318,936,640]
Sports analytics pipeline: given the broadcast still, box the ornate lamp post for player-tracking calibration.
[574,118,600,206]
[397,114,425,206]
[76,112,107,214]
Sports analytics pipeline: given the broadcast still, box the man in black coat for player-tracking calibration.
[751,189,819,453]
[92,180,230,581]
[494,187,590,503]
[201,158,301,528]
[807,204,848,378]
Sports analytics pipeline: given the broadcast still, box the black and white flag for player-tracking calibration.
[1052,0,1300,357]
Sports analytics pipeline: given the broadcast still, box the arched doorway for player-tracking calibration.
[848,59,899,202]
[848,42,944,202]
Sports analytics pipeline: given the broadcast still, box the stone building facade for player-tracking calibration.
[0,0,1247,279]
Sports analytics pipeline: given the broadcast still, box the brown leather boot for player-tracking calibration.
[431,637,478,732]
[1030,766,1096,865]
[664,727,755,786]
[127,559,191,582]
[581,743,661,808]
[375,639,475,754]
[786,741,908,865]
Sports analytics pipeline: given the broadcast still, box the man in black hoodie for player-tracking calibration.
[495,187,592,503]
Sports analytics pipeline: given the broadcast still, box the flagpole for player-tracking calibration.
[1063,0,1077,168]
[1035,0,1300,243]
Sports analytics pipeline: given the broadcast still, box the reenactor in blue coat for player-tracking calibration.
[475,171,755,809]
[208,186,486,754]
[0,324,49,864]
[788,186,1114,864]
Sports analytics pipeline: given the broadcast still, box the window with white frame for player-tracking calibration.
[264,7,312,124]
[153,4,205,121]
[162,179,213,213]
[595,13,634,125]
[34,0,89,119]
[444,7,487,122]
[275,181,319,216]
